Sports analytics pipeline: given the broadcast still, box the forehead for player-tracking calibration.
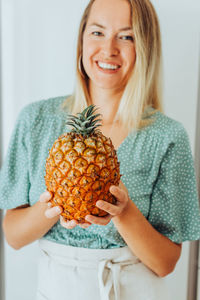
[87,0,132,28]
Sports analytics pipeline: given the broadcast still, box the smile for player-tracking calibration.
[97,61,120,70]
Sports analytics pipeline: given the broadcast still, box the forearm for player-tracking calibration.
[112,199,182,277]
[2,201,59,249]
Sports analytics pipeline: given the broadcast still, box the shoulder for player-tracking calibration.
[15,95,71,132]
[144,109,189,146]
[12,95,71,142]
[19,95,69,120]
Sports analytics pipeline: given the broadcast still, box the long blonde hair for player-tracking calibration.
[62,0,163,132]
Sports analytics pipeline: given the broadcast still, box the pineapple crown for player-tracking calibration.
[66,105,102,136]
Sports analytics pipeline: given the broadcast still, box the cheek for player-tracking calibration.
[82,48,89,69]
[82,39,97,67]
[124,48,136,71]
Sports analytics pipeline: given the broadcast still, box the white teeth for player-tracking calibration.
[98,62,119,70]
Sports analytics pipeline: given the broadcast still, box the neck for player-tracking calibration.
[88,83,123,125]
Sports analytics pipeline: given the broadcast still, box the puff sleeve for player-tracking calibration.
[147,124,200,243]
[0,107,30,209]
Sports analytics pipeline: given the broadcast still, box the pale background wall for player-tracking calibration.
[1,0,200,299]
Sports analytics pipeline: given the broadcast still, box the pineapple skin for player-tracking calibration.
[45,132,121,223]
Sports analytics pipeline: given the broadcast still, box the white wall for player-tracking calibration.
[1,1,200,299]
[151,1,200,298]
[152,0,200,146]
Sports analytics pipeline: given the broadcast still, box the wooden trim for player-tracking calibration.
[0,0,5,298]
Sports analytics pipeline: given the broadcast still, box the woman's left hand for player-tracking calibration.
[85,180,130,225]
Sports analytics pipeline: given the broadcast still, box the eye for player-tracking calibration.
[92,31,103,36]
[120,35,134,41]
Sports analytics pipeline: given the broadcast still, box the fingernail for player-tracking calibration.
[44,190,51,198]
[40,191,51,202]
[96,200,103,207]
[55,206,62,213]
[70,220,76,225]
[109,186,115,193]
[85,215,91,222]
[45,210,52,218]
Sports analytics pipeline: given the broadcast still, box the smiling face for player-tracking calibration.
[82,0,136,94]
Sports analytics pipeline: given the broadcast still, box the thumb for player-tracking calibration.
[45,206,62,218]
[39,190,52,203]
[109,185,127,202]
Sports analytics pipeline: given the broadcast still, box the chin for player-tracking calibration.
[93,79,124,90]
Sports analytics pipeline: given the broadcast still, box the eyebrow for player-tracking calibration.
[89,23,133,32]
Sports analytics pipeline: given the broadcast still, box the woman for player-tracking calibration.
[0,0,200,299]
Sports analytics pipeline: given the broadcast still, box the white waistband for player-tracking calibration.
[38,239,139,264]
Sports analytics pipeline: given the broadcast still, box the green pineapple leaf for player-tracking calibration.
[66,105,102,136]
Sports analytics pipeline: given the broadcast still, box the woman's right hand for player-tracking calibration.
[39,191,91,229]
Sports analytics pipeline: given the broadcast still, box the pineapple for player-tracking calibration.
[45,105,121,223]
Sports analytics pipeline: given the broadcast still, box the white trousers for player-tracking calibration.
[36,239,170,300]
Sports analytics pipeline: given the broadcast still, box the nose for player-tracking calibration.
[101,37,119,57]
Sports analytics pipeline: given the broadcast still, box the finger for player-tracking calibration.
[45,206,62,218]
[79,223,91,229]
[85,214,112,225]
[109,185,127,203]
[39,190,52,203]
[60,217,78,229]
[119,180,128,193]
[96,200,122,216]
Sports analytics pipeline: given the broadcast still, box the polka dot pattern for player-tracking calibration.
[0,96,200,248]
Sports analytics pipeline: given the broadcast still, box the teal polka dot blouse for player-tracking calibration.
[0,96,200,248]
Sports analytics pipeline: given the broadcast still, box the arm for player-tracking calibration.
[2,192,61,250]
[84,182,182,277]
[112,192,182,277]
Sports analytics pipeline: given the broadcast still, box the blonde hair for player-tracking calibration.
[63,0,163,132]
